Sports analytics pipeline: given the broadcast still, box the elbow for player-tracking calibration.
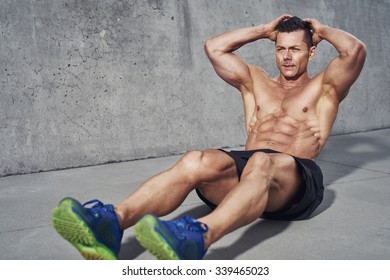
[204,39,216,57]
[204,38,225,59]
[342,40,366,68]
[352,40,367,63]
[358,41,367,62]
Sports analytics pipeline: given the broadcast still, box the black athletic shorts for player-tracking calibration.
[196,149,324,221]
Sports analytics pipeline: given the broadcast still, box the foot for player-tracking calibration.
[52,197,123,260]
[134,214,208,260]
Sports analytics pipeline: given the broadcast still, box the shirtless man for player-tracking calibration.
[52,15,366,260]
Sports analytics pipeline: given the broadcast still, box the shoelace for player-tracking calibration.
[83,199,104,208]
[82,199,114,212]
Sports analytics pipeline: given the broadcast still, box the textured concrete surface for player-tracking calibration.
[0,0,389,177]
[0,129,389,260]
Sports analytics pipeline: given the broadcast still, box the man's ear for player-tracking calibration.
[308,45,316,61]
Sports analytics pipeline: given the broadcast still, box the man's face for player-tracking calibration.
[275,30,315,80]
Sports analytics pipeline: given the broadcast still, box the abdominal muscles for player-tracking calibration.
[246,114,322,160]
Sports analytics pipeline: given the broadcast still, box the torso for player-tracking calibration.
[244,66,339,160]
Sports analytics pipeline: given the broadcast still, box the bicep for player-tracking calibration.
[206,48,253,91]
[207,51,259,133]
[323,46,366,101]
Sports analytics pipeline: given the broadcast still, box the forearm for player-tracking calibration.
[205,24,270,55]
[317,25,365,58]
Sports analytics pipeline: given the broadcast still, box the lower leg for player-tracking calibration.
[199,173,270,249]
[198,153,274,248]
[115,165,195,230]
[115,150,236,230]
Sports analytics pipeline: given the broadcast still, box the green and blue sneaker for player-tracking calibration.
[134,214,208,260]
[52,197,123,260]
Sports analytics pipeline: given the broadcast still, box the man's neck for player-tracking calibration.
[275,72,311,89]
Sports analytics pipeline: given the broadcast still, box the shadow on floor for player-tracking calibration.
[314,130,390,217]
[205,219,290,260]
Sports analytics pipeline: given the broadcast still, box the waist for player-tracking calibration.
[245,133,322,160]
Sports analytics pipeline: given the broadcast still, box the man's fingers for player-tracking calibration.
[304,18,321,28]
[280,14,293,21]
[271,14,292,25]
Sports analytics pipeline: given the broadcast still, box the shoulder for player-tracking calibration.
[236,65,268,96]
[248,65,269,78]
[247,65,273,89]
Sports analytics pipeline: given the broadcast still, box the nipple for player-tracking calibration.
[303,107,308,113]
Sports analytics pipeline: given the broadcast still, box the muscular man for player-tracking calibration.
[52,15,366,260]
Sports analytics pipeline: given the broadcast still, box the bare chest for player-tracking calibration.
[252,85,320,123]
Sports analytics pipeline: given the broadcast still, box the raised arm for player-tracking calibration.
[204,14,291,92]
[305,18,366,102]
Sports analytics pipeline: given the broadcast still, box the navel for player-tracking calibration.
[303,107,308,113]
[257,105,260,111]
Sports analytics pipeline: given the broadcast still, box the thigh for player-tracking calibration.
[264,153,303,213]
[196,149,239,206]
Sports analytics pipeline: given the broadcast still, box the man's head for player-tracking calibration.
[274,16,316,81]
[276,16,313,48]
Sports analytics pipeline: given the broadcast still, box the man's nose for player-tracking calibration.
[283,50,292,60]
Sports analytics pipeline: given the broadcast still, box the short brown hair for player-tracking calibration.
[276,16,313,47]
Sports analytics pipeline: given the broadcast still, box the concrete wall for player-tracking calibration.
[1,0,389,177]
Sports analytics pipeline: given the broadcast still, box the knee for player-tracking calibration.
[177,150,220,180]
[177,150,207,174]
[249,152,272,167]
[244,152,273,175]
[180,149,201,162]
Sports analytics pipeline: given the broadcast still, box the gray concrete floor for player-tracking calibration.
[0,129,389,260]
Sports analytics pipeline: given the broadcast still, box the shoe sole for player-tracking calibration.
[134,214,180,260]
[52,198,117,260]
